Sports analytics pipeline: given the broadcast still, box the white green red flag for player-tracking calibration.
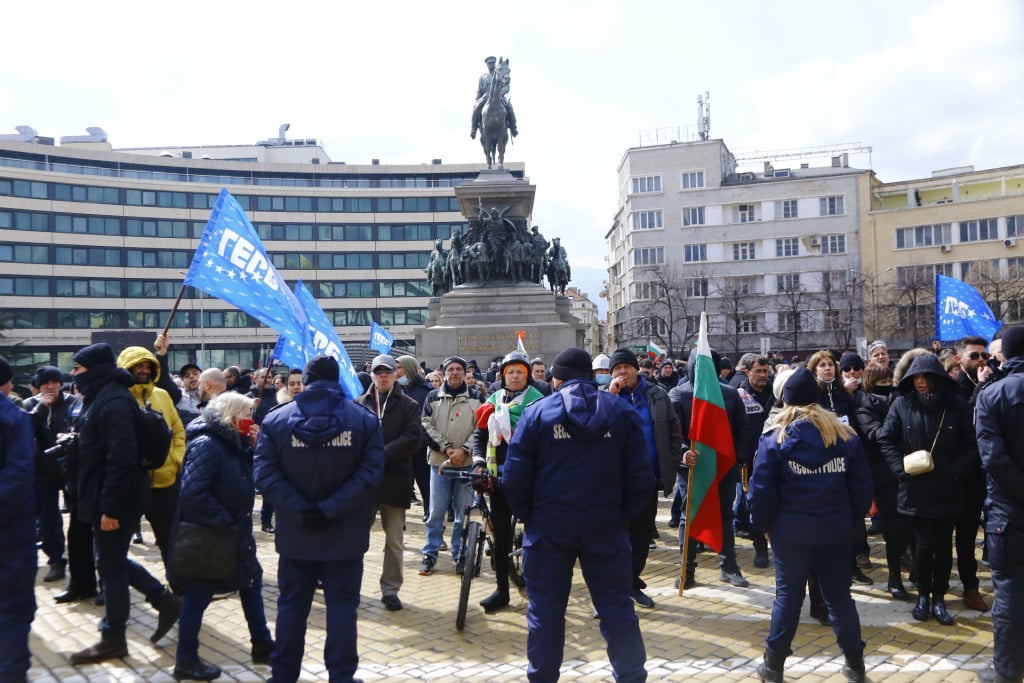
[686,312,736,552]
[647,340,666,359]
[516,330,527,354]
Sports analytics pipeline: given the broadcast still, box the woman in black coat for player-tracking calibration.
[878,353,979,626]
[169,392,273,681]
[853,364,913,600]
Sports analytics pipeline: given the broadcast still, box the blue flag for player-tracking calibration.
[184,188,306,343]
[369,321,394,354]
[935,274,1003,342]
[293,281,363,399]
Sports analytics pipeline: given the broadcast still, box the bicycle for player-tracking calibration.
[509,515,525,589]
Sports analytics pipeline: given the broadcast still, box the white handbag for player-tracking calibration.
[902,411,944,476]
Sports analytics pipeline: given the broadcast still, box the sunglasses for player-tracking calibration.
[841,366,864,373]
[967,351,990,361]
[372,367,396,375]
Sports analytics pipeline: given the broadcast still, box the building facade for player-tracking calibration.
[0,132,524,378]
[563,286,601,356]
[606,139,872,359]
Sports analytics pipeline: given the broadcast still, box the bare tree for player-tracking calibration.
[965,260,1024,325]
[713,276,757,356]
[816,268,858,350]
[774,272,810,355]
[886,266,936,348]
[631,265,708,358]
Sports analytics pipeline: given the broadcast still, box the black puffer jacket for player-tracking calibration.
[852,389,896,492]
[354,385,422,509]
[171,409,262,593]
[878,354,979,519]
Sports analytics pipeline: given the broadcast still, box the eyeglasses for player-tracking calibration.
[967,351,990,361]
[841,366,864,373]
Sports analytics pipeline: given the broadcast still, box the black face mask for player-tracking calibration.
[872,385,893,397]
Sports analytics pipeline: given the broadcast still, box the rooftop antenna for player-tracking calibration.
[697,91,710,141]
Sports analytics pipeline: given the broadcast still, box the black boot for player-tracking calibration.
[479,589,511,613]
[842,651,866,683]
[932,596,955,626]
[755,649,785,682]
[151,590,182,643]
[251,639,274,664]
[911,594,931,621]
[172,657,221,681]
[70,635,128,665]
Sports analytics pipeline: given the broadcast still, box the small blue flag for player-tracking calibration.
[369,321,394,355]
[935,274,1003,342]
[184,188,306,344]
[293,281,363,399]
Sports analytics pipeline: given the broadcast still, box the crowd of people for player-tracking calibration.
[0,329,1021,683]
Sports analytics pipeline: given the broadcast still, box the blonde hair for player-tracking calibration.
[208,391,254,423]
[773,403,856,448]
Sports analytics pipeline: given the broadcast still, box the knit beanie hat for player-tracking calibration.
[0,355,12,386]
[551,348,593,381]
[782,367,820,406]
[838,352,865,371]
[302,355,340,385]
[72,342,116,369]
[608,348,640,371]
[1001,325,1024,360]
[35,366,63,385]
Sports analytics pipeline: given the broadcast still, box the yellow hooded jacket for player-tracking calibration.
[116,346,186,489]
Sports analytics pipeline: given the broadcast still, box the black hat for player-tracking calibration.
[302,355,340,385]
[838,352,865,371]
[72,342,115,369]
[0,355,12,386]
[719,357,733,370]
[782,367,820,406]
[1002,325,1024,360]
[442,356,467,372]
[35,366,63,385]
[179,362,201,377]
[551,348,593,381]
[608,348,639,371]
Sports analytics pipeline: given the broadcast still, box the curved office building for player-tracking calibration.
[0,129,524,379]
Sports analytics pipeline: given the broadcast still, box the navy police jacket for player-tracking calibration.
[975,356,1024,531]
[748,418,872,543]
[502,378,653,542]
[254,380,385,561]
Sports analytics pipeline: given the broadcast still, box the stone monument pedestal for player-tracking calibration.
[415,284,583,369]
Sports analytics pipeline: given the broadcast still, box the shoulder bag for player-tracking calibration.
[903,410,944,476]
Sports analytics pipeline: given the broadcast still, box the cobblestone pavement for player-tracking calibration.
[28,498,995,681]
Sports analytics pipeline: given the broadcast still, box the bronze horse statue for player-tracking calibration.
[480,58,510,169]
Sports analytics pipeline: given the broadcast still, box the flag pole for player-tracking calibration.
[678,462,696,596]
[160,283,189,338]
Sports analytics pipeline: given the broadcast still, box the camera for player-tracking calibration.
[44,432,79,458]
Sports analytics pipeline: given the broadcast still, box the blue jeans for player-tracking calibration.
[423,465,472,560]
[35,479,65,566]
[177,580,272,663]
[767,534,864,659]
[94,518,166,637]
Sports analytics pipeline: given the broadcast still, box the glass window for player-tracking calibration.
[682,207,705,226]
[632,247,665,265]
[959,218,998,242]
[736,204,756,223]
[776,200,798,219]
[1,244,49,263]
[776,273,800,292]
[683,244,707,262]
[733,242,756,260]
[631,175,662,193]
[631,211,663,230]
[822,235,846,254]
[819,196,845,216]
[775,238,799,257]
[680,170,705,190]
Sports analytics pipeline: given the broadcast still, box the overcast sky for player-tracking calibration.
[3,0,1022,313]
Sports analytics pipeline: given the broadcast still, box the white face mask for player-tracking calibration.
[397,376,409,386]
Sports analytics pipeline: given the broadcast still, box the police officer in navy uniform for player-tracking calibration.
[254,356,385,683]
[975,325,1024,683]
[503,347,652,683]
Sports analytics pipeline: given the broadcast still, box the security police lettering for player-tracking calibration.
[553,424,571,439]
[290,430,353,448]
[787,457,846,475]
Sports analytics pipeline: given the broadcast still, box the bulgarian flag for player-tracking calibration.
[683,312,735,554]
[516,330,527,354]
[647,340,666,359]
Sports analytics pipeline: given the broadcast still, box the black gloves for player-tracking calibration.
[301,504,330,530]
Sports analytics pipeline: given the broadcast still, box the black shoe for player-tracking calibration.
[251,639,274,664]
[151,592,182,643]
[932,597,955,626]
[95,592,105,606]
[720,569,750,588]
[55,587,98,604]
[631,588,655,608]
[888,583,912,601]
[132,530,144,545]
[260,523,275,534]
[479,590,510,613]
[173,658,222,681]
[668,517,680,529]
[851,569,873,585]
[753,550,770,569]
[675,575,696,590]
[809,603,831,625]
[912,595,931,621]
[43,563,67,582]
[382,594,403,612]
[70,636,128,665]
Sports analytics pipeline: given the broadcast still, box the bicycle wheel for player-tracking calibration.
[456,521,481,631]
[509,516,525,589]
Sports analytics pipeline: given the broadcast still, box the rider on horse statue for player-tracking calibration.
[471,56,518,139]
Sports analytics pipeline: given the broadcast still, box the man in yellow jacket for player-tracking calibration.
[116,346,186,574]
